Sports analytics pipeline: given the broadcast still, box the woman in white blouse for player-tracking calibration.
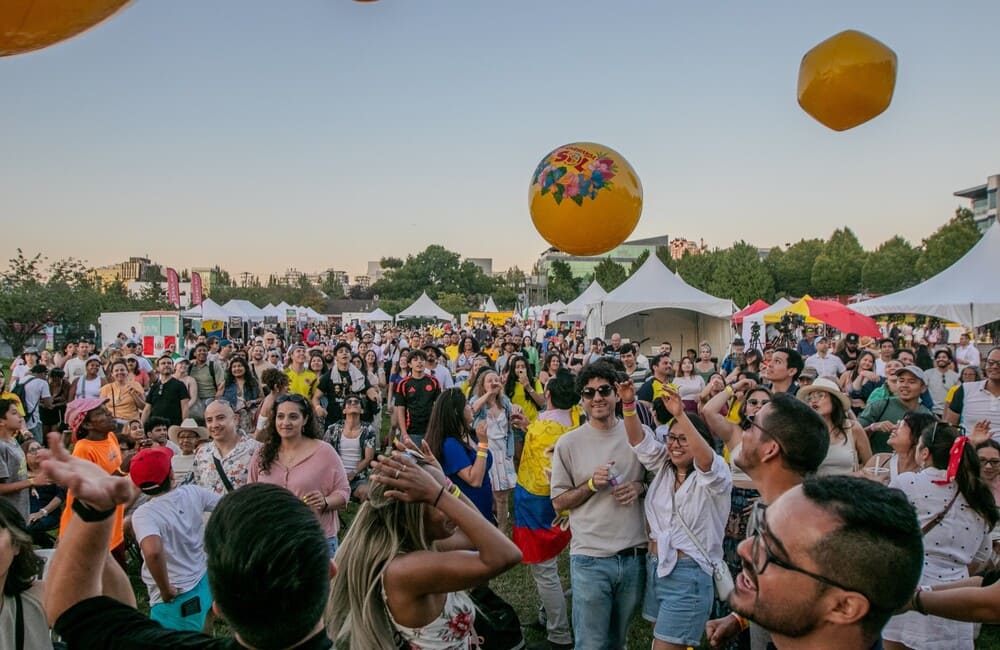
[622,383,732,650]
[883,422,998,650]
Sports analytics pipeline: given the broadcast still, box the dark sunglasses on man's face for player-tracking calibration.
[581,384,614,400]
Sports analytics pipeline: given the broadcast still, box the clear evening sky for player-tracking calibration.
[2,0,998,279]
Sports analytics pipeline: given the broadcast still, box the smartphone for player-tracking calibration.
[400,448,427,464]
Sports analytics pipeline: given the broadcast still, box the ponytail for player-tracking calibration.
[920,422,999,529]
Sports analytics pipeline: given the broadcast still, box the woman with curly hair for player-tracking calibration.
[326,450,521,649]
[248,393,349,556]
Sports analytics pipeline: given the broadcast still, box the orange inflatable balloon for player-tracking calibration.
[529,142,642,256]
[797,30,897,132]
[0,0,130,57]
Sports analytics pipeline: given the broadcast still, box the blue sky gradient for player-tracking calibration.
[2,0,998,278]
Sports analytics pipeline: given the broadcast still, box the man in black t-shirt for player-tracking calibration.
[394,349,441,447]
[313,342,378,428]
[142,355,191,426]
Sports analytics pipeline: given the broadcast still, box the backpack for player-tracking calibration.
[11,376,39,418]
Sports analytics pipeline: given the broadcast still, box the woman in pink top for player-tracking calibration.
[249,393,349,556]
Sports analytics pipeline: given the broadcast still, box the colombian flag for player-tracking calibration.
[512,408,582,564]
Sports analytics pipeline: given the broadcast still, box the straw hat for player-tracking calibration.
[796,377,851,412]
[167,418,209,446]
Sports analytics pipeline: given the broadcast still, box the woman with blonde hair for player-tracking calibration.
[327,449,521,648]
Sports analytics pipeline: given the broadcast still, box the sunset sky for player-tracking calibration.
[3,0,998,279]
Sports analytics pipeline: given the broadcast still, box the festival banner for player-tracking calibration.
[191,272,203,306]
[166,267,180,306]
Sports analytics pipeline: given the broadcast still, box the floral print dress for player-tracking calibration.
[383,582,478,649]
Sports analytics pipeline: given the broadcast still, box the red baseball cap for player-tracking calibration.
[129,447,174,491]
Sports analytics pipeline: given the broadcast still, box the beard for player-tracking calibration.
[731,563,825,639]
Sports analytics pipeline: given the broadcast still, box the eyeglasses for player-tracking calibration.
[751,509,879,607]
[580,384,614,400]
[805,392,828,403]
[746,398,770,407]
[27,446,42,454]
[986,360,1000,368]
[749,418,786,455]
[666,434,688,446]
[344,398,362,406]
[978,458,1000,468]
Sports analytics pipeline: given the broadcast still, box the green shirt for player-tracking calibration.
[857,397,931,453]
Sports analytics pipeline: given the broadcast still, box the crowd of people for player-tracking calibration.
[0,317,999,650]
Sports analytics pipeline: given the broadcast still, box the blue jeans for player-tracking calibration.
[570,554,645,650]
[327,536,339,558]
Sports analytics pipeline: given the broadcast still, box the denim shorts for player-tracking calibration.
[642,555,714,646]
[150,572,212,632]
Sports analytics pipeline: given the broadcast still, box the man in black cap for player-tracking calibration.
[836,333,861,371]
[796,326,818,358]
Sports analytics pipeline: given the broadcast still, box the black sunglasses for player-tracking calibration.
[276,394,308,406]
[580,384,614,399]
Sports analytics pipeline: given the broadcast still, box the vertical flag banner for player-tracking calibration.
[166,267,180,306]
[191,272,203,306]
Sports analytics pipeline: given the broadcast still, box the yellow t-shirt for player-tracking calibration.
[517,406,584,496]
[444,344,459,362]
[510,380,544,423]
[285,368,318,399]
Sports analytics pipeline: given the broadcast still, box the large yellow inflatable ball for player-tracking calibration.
[0,0,130,57]
[529,142,642,256]
[797,30,897,132]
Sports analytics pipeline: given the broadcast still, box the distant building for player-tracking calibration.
[92,256,152,290]
[667,237,707,260]
[366,261,385,284]
[353,275,371,288]
[190,267,221,295]
[536,235,670,278]
[466,258,493,277]
[954,174,999,232]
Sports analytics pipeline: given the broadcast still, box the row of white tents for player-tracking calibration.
[526,221,1000,355]
[181,299,328,323]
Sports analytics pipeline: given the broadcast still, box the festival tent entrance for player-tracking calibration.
[585,255,734,356]
[852,223,1000,328]
[222,300,265,321]
[396,292,454,322]
[556,280,607,322]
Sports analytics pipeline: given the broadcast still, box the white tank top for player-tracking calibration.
[76,376,103,399]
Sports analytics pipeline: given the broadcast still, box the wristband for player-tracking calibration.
[432,485,446,508]
[622,400,636,409]
[587,478,598,492]
[730,611,749,631]
[725,386,735,395]
[622,409,637,417]
[450,485,462,498]
[913,589,927,615]
[39,507,47,516]
[476,450,488,458]
[477,442,489,450]
[72,498,117,523]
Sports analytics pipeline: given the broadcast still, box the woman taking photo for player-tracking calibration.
[223,357,261,433]
[797,378,872,476]
[100,360,146,423]
[327,450,522,648]
[249,394,350,556]
[323,396,377,502]
[504,356,545,424]
[623,384,732,650]
[425,388,494,523]
[470,368,526,532]
[883,422,998,650]
[673,357,705,414]
[40,367,70,435]
[862,411,935,484]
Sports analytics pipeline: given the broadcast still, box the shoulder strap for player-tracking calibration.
[213,455,235,493]
[922,490,960,536]
[14,591,24,650]
[671,487,713,565]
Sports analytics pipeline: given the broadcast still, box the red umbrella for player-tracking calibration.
[732,299,770,325]
[805,299,881,338]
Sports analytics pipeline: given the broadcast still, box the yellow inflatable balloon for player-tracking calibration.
[529,142,642,256]
[0,0,131,57]
[797,30,897,132]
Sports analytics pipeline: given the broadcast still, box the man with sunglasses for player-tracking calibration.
[706,393,829,649]
[715,475,922,649]
[945,346,1000,441]
[550,360,648,650]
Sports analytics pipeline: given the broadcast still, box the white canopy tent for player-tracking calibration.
[222,300,266,321]
[740,298,793,349]
[585,255,735,356]
[853,223,1000,328]
[261,303,282,319]
[556,280,607,322]
[181,298,234,322]
[396,292,454,322]
[481,296,499,312]
[364,308,394,322]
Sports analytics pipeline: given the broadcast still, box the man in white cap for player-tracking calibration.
[804,336,846,380]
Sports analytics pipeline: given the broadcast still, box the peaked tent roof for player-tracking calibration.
[222,299,266,320]
[732,299,770,324]
[397,292,453,321]
[557,280,607,322]
[588,255,734,327]
[181,298,234,321]
[261,303,283,318]
[364,308,394,322]
[481,296,500,312]
[852,223,1000,328]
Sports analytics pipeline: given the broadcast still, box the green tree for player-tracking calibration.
[370,245,493,306]
[769,239,824,297]
[380,256,404,270]
[136,282,172,309]
[675,249,720,293]
[709,242,775,306]
[436,292,473,316]
[320,271,345,299]
[810,228,867,296]
[915,207,982,280]
[628,249,650,276]
[594,257,628,292]
[861,236,919,293]
[546,259,578,303]
[491,267,526,310]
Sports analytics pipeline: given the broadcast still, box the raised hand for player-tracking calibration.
[615,380,636,405]
[661,386,685,419]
